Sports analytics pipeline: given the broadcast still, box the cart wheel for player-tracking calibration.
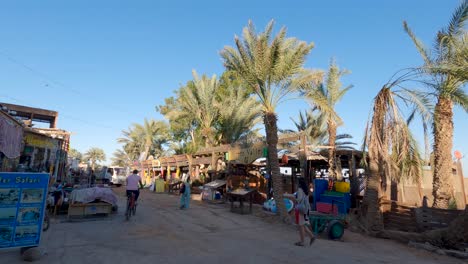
[327,220,344,240]
[311,218,327,233]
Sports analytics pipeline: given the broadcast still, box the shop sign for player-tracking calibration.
[0,172,49,249]
[24,134,58,149]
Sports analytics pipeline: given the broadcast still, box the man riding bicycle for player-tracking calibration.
[126,170,143,202]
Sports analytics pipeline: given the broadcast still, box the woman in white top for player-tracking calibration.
[293,178,316,246]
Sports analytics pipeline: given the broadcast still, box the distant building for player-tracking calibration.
[0,102,70,180]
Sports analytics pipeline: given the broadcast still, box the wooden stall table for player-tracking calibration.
[226,189,255,215]
[168,181,183,194]
[202,180,226,203]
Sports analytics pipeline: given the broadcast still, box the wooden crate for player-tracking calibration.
[68,202,112,218]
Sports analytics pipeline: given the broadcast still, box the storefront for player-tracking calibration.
[19,130,60,173]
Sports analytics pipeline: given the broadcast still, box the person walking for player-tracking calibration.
[293,178,316,246]
[179,176,191,209]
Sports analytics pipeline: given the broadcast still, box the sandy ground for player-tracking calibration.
[1,188,464,264]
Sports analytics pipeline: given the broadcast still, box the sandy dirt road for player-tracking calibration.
[1,188,463,264]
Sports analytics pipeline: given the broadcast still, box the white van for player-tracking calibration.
[109,166,128,186]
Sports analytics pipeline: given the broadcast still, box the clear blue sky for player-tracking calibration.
[0,1,467,171]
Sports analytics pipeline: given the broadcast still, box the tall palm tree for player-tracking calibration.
[68,148,83,161]
[84,147,106,171]
[362,86,426,233]
[132,119,169,160]
[163,71,219,149]
[290,109,356,151]
[111,149,131,167]
[291,108,327,146]
[117,119,169,161]
[403,0,468,208]
[117,127,143,161]
[221,20,316,219]
[300,60,352,180]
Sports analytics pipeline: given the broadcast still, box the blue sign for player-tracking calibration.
[0,173,49,249]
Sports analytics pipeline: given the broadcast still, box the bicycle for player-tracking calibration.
[125,192,137,221]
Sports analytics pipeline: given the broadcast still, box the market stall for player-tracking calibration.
[201,179,226,203]
[67,187,117,218]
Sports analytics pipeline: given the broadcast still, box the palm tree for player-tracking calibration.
[162,71,219,149]
[291,108,327,146]
[117,128,143,161]
[68,148,83,161]
[403,0,468,208]
[111,149,131,167]
[117,119,169,161]
[84,148,106,171]
[362,86,426,233]
[216,85,262,144]
[133,119,169,160]
[299,60,352,180]
[290,109,356,151]
[221,20,316,220]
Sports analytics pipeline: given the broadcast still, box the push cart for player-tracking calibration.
[308,200,346,240]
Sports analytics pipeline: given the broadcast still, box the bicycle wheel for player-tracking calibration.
[132,203,137,216]
[125,199,131,221]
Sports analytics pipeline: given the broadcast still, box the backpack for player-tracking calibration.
[296,190,309,214]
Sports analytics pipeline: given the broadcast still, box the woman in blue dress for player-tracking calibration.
[179,176,191,209]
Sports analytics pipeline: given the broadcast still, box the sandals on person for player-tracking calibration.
[309,236,316,245]
[294,242,304,247]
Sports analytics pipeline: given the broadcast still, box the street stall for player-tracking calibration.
[201,179,226,203]
[67,187,117,218]
[159,155,188,193]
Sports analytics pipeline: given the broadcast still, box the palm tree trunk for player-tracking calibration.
[362,99,385,233]
[328,121,337,180]
[143,145,150,161]
[264,112,288,220]
[432,97,454,209]
[363,150,384,233]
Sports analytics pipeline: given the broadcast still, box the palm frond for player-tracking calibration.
[403,21,432,65]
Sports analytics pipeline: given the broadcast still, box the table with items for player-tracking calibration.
[226,188,255,214]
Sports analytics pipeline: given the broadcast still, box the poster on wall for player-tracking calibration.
[0,173,49,249]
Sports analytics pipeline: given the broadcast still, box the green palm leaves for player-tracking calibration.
[84,147,106,171]
[158,71,261,152]
[221,20,314,113]
[117,118,169,161]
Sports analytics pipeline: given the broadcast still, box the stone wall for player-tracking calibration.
[395,161,467,209]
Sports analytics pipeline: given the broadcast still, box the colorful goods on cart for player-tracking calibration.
[313,179,350,215]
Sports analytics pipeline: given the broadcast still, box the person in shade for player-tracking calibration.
[179,176,191,209]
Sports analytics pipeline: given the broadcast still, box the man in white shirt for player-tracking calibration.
[126,170,143,201]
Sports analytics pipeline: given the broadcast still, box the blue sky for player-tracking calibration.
[0,1,467,171]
